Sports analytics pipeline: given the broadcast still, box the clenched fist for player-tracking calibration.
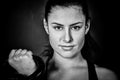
[8,49,36,76]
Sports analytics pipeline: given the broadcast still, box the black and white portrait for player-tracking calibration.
[1,0,119,80]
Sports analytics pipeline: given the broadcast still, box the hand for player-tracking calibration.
[8,49,36,76]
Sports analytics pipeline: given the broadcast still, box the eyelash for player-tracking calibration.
[53,26,63,31]
[71,26,82,31]
[53,26,82,31]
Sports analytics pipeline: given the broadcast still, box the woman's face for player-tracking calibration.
[44,6,90,58]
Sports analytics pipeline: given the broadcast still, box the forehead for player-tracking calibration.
[48,6,86,24]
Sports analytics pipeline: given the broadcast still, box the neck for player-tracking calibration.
[53,51,87,69]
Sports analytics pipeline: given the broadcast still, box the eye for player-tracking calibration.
[71,26,82,31]
[53,26,64,31]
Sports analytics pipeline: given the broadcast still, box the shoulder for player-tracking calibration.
[95,65,118,80]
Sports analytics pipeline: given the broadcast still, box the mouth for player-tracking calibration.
[59,45,75,51]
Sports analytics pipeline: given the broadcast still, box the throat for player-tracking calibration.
[53,52,87,69]
[49,64,88,80]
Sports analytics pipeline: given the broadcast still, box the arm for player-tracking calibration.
[4,49,45,80]
[8,49,36,76]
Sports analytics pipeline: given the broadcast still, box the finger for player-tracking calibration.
[21,49,27,55]
[15,49,22,56]
[9,49,16,58]
[8,49,16,63]
[13,56,20,61]
[28,50,33,55]
[15,49,27,60]
[26,51,33,58]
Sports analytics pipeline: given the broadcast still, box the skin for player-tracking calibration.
[44,5,118,80]
[44,5,90,80]
[44,6,90,68]
[8,49,36,75]
[8,4,117,80]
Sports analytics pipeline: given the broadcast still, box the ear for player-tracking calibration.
[43,18,49,34]
[85,20,90,34]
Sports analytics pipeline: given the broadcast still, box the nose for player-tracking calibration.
[63,28,73,43]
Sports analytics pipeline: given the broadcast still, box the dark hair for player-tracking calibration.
[81,33,102,63]
[44,0,90,23]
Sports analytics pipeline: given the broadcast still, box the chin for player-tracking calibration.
[58,50,76,58]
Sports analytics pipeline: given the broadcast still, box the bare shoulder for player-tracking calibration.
[95,65,118,80]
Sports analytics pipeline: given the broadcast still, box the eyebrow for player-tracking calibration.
[51,22,64,26]
[51,22,83,26]
[70,22,83,26]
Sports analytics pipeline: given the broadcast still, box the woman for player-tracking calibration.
[6,0,118,80]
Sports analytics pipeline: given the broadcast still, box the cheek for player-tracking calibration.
[78,35,85,49]
[49,33,58,45]
[73,31,85,49]
[49,30,61,49]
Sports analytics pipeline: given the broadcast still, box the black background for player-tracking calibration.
[1,0,120,79]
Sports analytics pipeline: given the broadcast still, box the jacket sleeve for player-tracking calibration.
[1,55,45,80]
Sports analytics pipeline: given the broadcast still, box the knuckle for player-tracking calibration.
[15,49,23,57]
[21,49,27,54]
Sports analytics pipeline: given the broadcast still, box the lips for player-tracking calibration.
[59,45,74,51]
